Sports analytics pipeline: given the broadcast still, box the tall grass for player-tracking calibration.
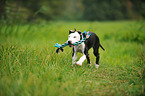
[0,21,145,96]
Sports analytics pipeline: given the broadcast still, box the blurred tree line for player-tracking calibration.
[0,0,144,23]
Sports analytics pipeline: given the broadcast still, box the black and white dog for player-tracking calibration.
[57,29,105,68]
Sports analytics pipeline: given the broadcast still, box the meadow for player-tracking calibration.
[0,21,145,96]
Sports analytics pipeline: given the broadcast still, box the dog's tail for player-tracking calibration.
[99,44,105,51]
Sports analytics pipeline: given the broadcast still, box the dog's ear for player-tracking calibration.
[74,28,77,31]
[82,32,86,38]
[77,30,82,35]
[69,30,74,34]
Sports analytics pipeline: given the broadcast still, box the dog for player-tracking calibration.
[57,29,105,68]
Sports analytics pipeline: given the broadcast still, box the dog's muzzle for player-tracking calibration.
[68,41,74,47]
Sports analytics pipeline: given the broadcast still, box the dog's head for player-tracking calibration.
[67,29,82,47]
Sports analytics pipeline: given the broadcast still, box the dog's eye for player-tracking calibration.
[74,36,77,38]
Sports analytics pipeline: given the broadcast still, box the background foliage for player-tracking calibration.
[0,0,145,23]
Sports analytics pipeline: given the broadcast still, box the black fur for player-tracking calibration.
[72,32,105,65]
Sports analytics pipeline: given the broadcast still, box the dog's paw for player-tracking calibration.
[76,62,82,66]
[95,64,99,69]
[72,61,76,65]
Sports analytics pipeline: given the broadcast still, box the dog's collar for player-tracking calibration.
[54,31,91,49]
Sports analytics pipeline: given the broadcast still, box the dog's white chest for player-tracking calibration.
[74,42,85,53]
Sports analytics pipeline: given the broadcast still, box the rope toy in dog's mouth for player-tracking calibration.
[54,31,91,53]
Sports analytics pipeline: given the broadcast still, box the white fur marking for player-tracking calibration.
[68,32,80,44]
[76,54,86,66]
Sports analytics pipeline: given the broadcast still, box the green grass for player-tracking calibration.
[0,21,145,96]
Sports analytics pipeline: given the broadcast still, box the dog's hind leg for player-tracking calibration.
[84,47,91,66]
[93,46,100,69]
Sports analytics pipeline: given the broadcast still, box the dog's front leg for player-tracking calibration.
[72,48,77,65]
[72,52,77,65]
[76,54,86,66]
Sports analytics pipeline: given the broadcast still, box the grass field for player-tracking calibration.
[0,21,145,96]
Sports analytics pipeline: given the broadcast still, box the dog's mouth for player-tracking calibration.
[68,44,74,47]
[68,41,74,47]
